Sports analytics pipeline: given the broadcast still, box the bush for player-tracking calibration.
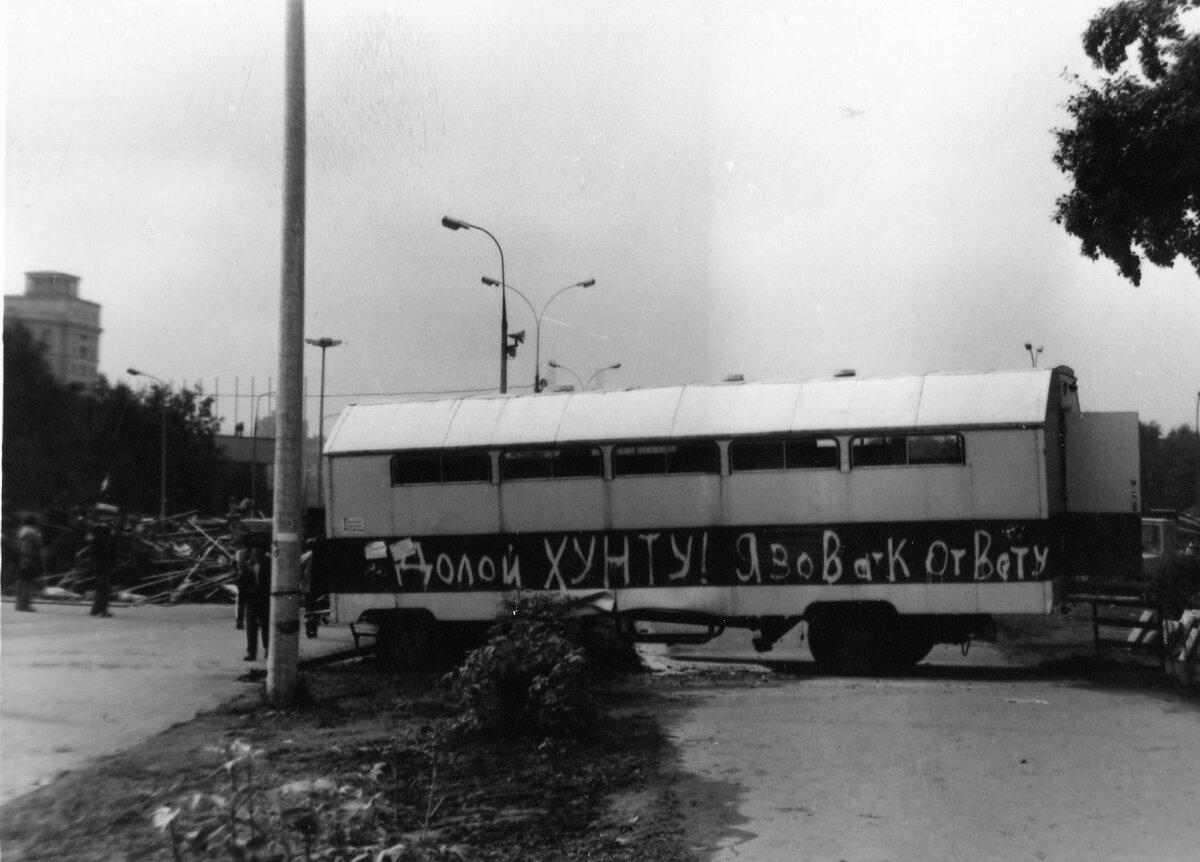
[496,591,642,671]
[445,592,618,738]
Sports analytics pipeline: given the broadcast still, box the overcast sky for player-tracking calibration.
[5,0,1199,437]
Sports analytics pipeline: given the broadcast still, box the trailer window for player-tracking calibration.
[730,437,839,472]
[501,446,603,481]
[850,433,963,467]
[730,439,784,471]
[442,451,493,482]
[613,441,720,476]
[390,450,491,485]
[791,438,838,468]
[907,434,964,465]
[851,436,907,467]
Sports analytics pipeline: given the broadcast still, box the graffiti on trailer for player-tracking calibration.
[328,521,1054,593]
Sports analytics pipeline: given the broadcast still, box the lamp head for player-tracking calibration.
[127,367,142,376]
[441,216,468,231]
[481,276,502,287]
[580,279,596,288]
[548,360,562,369]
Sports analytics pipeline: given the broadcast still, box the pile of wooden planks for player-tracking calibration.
[36,512,272,605]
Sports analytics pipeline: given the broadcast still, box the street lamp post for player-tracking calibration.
[127,368,168,522]
[548,360,622,391]
[250,390,276,514]
[441,216,509,393]
[305,337,342,507]
[481,277,595,392]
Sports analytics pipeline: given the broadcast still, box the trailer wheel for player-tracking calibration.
[892,625,935,668]
[439,622,490,665]
[806,617,839,670]
[377,611,438,671]
[807,605,899,674]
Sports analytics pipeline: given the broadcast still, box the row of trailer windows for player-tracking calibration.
[389,433,964,486]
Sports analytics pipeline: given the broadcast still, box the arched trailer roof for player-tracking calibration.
[324,367,1069,456]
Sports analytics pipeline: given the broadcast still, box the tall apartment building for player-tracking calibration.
[4,271,102,387]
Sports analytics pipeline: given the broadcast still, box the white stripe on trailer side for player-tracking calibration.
[330,580,1057,625]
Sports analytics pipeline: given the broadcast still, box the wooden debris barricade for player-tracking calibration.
[25,509,261,606]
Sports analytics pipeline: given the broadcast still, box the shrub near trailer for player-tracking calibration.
[447,592,599,738]
[314,365,1142,673]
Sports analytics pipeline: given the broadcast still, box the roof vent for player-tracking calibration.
[834,369,856,378]
[723,374,745,383]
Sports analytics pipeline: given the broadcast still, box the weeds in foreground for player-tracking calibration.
[150,739,466,861]
[151,596,648,858]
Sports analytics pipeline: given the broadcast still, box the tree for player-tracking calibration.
[3,321,232,515]
[1052,0,1200,286]
[3,323,85,507]
[1140,419,1200,511]
[83,378,229,516]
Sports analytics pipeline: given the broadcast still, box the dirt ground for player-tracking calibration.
[0,661,696,862]
[0,606,1190,861]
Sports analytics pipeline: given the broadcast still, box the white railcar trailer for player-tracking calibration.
[311,365,1141,671]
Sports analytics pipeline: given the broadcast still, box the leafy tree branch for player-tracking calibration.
[1053,0,1200,285]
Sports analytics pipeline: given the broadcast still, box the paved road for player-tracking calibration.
[657,631,1200,862]
[0,599,357,806]
[4,602,1198,859]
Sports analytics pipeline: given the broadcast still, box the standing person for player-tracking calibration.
[234,535,251,631]
[15,515,44,612]
[89,523,116,617]
[242,536,271,661]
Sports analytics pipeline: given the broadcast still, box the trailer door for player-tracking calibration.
[1065,411,1140,513]
[1062,411,1141,581]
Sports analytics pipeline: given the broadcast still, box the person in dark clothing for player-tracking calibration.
[89,524,116,617]
[240,536,272,661]
[235,539,250,631]
[16,515,43,612]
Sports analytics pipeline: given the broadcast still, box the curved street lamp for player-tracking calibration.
[548,360,622,391]
[127,368,169,522]
[481,276,595,392]
[441,216,509,393]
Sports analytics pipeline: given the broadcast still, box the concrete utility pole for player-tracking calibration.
[268,0,306,705]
